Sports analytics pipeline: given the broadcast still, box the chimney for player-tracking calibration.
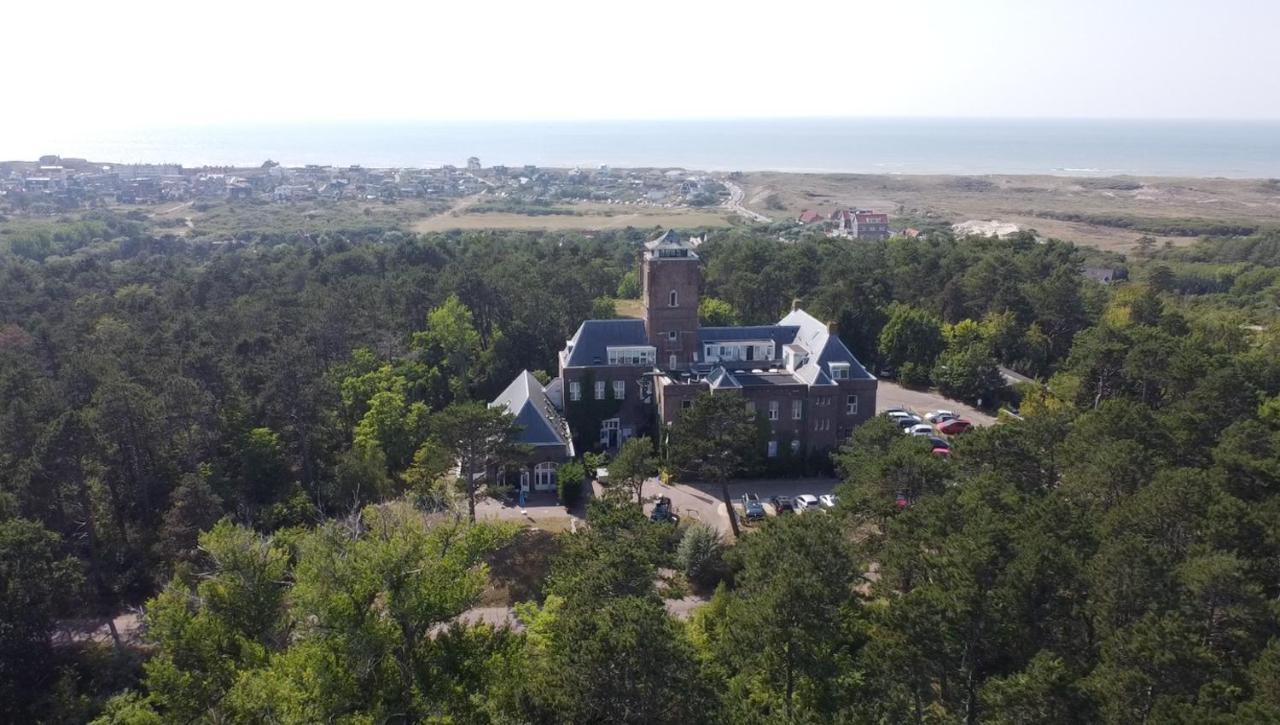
[827,320,837,333]
[791,298,802,311]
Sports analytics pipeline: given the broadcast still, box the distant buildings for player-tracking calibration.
[830,209,890,240]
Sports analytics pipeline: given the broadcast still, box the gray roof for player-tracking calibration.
[563,319,649,367]
[491,371,572,450]
[698,325,799,349]
[778,309,875,382]
[706,366,742,389]
[643,229,695,252]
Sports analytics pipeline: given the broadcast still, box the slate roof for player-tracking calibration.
[562,319,649,367]
[779,309,875,382]
[491,371,572,451]
[698,325,800,349]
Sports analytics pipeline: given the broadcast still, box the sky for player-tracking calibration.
[5,0,1280,141]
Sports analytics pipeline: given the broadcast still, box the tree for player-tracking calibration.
[608,436,656,502]
[0,518,83,720]
[414,294,483,400]
[933,342,1005,404]
[616,270,641,299]
[699,297,739,326]
[668,392,760,536]
[708,514,859,721]
[675,523,724,588]
[430,402,526,521]
[590,296,617,319]
[877,303,945,374]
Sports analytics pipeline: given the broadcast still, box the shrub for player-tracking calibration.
[898,362,931,389]
[557,461,586,507]
[676,524,725,588]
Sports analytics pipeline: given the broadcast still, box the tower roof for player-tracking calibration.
[643,229,698,258]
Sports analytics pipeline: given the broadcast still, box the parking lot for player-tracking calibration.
[874,380,997,426]
[645,477,839,538]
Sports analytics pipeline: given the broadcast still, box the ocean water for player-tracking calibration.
[24,118,1280,178]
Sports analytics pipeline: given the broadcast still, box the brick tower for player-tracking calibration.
[642,230,701,370]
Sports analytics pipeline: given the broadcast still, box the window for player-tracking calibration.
[669,354,678,369]
[814,418,831,432]
[768,401,779,421]
[745,400,755,415]
[846,394,859,415]
[830,363,850,380]
[613,380,626,400]
[595,381,606,400]
[816,395,831,407]
[792,399,803,420]
[533,462,557,491]
[569,381,581,401]
[669,289,678,307]
[668,330,677,341]
[767,440,778,458]
[790,439,801,454]
[681,399,693,410]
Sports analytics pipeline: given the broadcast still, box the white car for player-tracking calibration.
[818,494,838,509]
[906,423,935,436]
[793,494,820,513]
[925,410,957,423]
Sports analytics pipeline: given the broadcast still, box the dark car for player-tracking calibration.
[742,493,766,521]
[650,496,679,523]
[926,436,950,450]
[770,495,795,515]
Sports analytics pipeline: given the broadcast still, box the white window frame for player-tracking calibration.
[668,330,678,341]
[830,363,851,380]
[669,354,678,369]
[768,401,779,421]
[595,380,606,400]
[569,381,581,401]
[792,399,803,420]
[790,439,801,454]
[533,461,557,491]
[846,394,858,415]
[767,440,778,458]
[613,380,626,400]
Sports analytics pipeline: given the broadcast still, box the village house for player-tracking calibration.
[830,209,891,240]
[532,230,877,460]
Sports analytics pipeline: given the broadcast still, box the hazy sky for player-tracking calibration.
[6,0,1280,137]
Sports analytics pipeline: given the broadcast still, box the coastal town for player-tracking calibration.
[0,155,731,210]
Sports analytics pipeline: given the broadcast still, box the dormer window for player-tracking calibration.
[669,290,678,307]
[830,363,851,380]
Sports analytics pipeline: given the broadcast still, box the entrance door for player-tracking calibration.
[533,462,557,491]
[602,418,620,449]
[520,471,531,493]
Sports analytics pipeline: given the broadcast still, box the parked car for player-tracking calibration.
[907,424,935,436]
[895,493,909,508]
[932,447,951,458]
[894,416,923,430]
[925,410,957,423]
[741,493,766,521]
[937,418,974,435]
[926,436,950,450]
[794,494,820,513]
[770,495,795,515]
[818,494,839,509]
[885,410,916,421]
[650,496,679,523]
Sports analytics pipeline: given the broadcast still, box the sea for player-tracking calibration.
[17,118,1280,178]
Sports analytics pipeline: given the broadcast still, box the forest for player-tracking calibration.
[2,209,1280,723]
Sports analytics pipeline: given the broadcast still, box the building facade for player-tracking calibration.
[547,230,877,460]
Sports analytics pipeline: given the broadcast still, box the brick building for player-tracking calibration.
[831,209,891,240]
[542,230,877,460]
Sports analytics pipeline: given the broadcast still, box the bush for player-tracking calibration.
[898,362,931,388]
[676,524,725,588]
[557,461,586,507]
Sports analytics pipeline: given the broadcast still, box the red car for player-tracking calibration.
[937,418,973,435]
[931,447,951,458]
